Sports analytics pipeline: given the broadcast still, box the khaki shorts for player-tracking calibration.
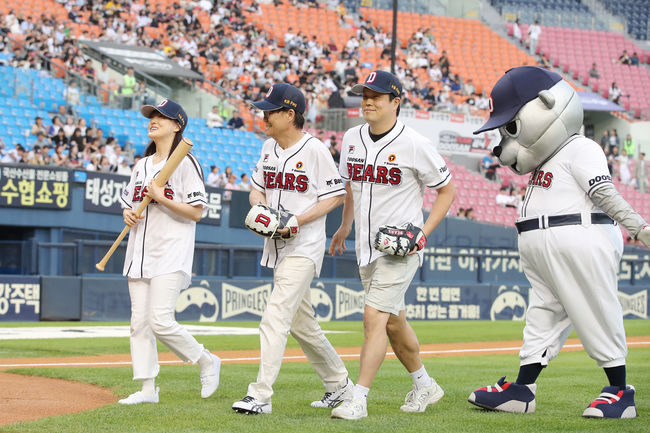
[359,254,420,316]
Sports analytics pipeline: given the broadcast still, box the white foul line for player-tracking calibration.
[1,341,648,369]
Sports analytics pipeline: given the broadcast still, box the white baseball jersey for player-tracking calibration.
[251,133,345,276]
[519,135,614,219]
[340,120,451,266]
[121,153,206,278]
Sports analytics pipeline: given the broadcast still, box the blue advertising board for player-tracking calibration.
[0,276,40,321]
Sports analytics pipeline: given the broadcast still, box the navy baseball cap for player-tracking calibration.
[252,83,306,114]
[351,70,402,97]
[473,66,563,134]
[141,99,188,133]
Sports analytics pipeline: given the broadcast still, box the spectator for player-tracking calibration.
[2,144,25,163]
[617,50,632,65]
[496,186,515,207]
[76,117,87,136]
[31,116,47,136]
[48,116,64,137]
[537,54,551,68]
[96,62,111,86]
[120,66,137,109]
[116,158,132,176]
[464,207,475,220]
[51,143,68,166]
[51,128,69,148]
[609,128,619,149]
[218,165,233,188]
[62,116,76,138]
[512,18,522,44]
[527,20,541,55]
[623,134,634,157]
[224,173,238,190]
[31,129,49,147]
[456,207,466,218]
[618,149,632,185]
[630,52,639,66]
[227,112,244,129]
[206,105,224,128]
[69,128,85,152]
[635,153,648,193]
[599,129,610,152]
[64,79,81,112]
[481,151,499,181]
[608,82,622,104]
[206,165,221,187]
[588,62,600,79]
[239,173,251,191]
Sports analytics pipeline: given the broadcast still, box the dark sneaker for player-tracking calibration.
[232,396,272,414]
[582,385,637,419]
[468,376,536,413]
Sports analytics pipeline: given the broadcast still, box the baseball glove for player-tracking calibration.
[245,204,299,239]
[374,223,427,257]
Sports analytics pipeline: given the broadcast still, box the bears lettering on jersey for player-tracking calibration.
[346,163,402,185]
[528,169,553,189]
[132,185,174,202]
[264,171,309,192]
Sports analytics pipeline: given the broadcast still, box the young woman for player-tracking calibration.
[118,99,221,405]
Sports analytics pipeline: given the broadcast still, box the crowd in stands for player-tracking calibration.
[0,107,133,175]
[0,0,490,129]
[599,129,648,192]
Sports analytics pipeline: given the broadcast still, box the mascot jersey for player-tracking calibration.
[520,135,613,218]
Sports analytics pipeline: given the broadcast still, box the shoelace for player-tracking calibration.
[320,392,333,402]
[242,396,255,403]
[594,392,621,404]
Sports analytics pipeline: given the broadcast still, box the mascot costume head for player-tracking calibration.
[474,66,583,175]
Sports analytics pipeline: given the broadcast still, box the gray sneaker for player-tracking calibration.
[311,378,354,408]
[400,379,444,412]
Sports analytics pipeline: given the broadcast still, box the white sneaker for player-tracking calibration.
[331,398,368,420]
[311,378,354,408]
[118,387,159,405]
[232,396,272,414]
[400,379,445,412]
[200,353,221,398]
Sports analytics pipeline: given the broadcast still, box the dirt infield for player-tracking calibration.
[1,336,648,427]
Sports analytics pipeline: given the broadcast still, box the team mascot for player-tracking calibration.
[468,66,649,418]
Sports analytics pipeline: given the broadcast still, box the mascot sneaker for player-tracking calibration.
[200,353,221,398]
[468,376,536,413]
[118,387,159,405]
[311,377,354,408]
[232,396,272,414]
[400,379,445,412]
[331,398,368,420]
[582,385,637,418]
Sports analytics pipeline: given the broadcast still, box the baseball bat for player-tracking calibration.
[95,137,194,271]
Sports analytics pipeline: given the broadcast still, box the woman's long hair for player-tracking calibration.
[144,129,183,157]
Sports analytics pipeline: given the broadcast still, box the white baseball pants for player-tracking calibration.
[518,224,627,368]
[247,256,348,403]
[127,272,206,380]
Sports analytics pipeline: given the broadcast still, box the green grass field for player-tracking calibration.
[0,320,648,433]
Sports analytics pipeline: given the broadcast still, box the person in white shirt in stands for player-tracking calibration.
[527,20,541,55]
[513,18,522,44]
[206,165,221,187]
[206,105,224,128]
[238,173,251,191]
